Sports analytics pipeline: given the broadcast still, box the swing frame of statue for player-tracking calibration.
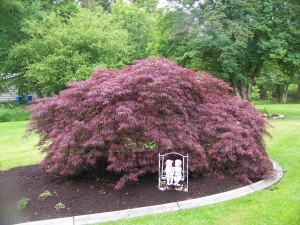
[158,152,189,192]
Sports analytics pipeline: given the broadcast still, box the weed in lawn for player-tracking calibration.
[54,202,65,211]
[17,198,30,211]
[38,190,57,201]
[268,186,280,192]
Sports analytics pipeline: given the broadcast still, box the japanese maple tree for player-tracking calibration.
[27,58,273,189]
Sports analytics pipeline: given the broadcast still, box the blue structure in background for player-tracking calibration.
[15,95,33,104]
[15,96,22,104]
[25,95,32,103]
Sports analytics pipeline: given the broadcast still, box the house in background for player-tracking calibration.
[0,73,37,103]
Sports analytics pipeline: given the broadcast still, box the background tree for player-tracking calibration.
[0,0,78,93]
[256,62,295,103]
[112,0,157,61]
[130,0,159,12]
[38,0,78,15]
[256,0,300,102]
[151,0,300,101]
[296,73,300,100]
[5,8,132,96]
[0,0,26,73]
[2,0,299,101]
[79,0,114,12]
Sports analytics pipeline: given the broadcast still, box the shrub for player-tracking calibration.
[258,107,272,117]
[0,103,30,122]
[26,58,273,189]
[251,86,261,100]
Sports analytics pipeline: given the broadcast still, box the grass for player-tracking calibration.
[254,103,300,121]
[252,99,300,105]
[0,104,299,224]
[0,121,43,170]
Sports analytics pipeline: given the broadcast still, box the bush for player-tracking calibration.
[27,58,273,189]
[258,107,272,117]
[251,86,260,100]
[0,103,30,122]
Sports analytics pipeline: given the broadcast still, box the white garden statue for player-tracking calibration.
[173,159,182,185]
[165,159,174,185]
[158,152,189,192]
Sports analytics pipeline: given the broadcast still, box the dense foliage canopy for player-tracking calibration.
[151,0,300,101]
[2,0,154,96]
[5,8,131,96]
[27,58,273,189]
[2,0,300,101]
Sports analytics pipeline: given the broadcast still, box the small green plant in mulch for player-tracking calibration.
[17,198,30,211]
[54,202,65,211]
[38,190,57,201]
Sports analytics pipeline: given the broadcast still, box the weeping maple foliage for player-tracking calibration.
[27,58,273,189]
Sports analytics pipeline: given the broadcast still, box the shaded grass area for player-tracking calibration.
[100,104,300,225]
[0,121,43,170]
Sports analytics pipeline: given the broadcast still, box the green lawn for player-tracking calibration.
[0,121,43,170]
[0,105,299,225]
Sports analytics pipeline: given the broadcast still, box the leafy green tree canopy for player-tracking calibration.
[112,0,157,61]
[0,0,26,72]
[151,0,300,100]
[5,7,132,96]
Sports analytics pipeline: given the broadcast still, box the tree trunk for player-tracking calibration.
[246,63,261,101]
[296,84,300,100]
[281,84,289,103]
[233,83,241,98]
[36,90,42,98]
[260,89,267,100]
[246,79,253,101]
[240,81,247,100]
[276,86,281,102]
[276,84,289,103]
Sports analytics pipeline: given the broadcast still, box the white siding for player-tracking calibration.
[0,87,37,102]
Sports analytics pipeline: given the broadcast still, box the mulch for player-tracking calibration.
[0,164,245,225]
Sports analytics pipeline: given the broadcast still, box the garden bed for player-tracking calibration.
[0,164,245,225]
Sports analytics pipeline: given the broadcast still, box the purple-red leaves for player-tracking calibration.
[27,58,273,189]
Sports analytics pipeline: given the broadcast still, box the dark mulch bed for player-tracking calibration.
[0,164,245,225]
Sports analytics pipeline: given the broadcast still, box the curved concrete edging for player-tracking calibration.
[16,160,283,225]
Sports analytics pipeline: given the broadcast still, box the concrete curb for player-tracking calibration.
[15,160,283,225]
